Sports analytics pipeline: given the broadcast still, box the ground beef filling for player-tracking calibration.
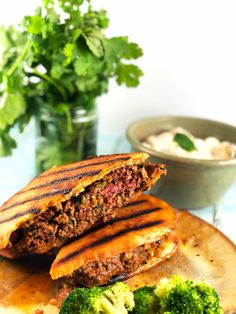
[6,163,156,257]
[67,239,164,287]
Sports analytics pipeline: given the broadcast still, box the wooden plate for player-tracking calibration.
[0,210,235,314]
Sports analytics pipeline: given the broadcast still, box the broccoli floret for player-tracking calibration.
[154,276,223,314]
[155,276,203,313]
[131,285,160,314]
[194,281,223,314]
[103,282,135,313]
[60,282,135,314]
[59,286,103,314]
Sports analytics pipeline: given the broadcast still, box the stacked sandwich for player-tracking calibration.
[0,153,177,292]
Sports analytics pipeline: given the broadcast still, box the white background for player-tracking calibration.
[0,0,236,136]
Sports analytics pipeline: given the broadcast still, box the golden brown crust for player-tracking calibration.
[118,232,178,282]
[0,153,166,251]
[50,194,176,280]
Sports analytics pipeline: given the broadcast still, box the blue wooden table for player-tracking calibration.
[0,128,235,243]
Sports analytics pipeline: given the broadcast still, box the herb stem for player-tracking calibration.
[5,31,15,47]
[7,36,32,77]
[32,69,68,101]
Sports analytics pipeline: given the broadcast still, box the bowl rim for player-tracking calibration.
[126,115,236,167]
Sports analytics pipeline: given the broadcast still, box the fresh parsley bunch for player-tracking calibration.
[0,0,143,156]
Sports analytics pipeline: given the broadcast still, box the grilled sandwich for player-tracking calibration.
[0,153,166,258]
[50,194,177,288]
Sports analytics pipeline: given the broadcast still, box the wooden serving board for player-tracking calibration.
[0,211,235,314]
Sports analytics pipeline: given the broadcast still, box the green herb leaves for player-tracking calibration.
[0,0,143,157]
[0,132,17,157]
[26,16,46,36]
[63,43,76,66]
[0,92,26,130]
[116,64,143,87]
[174,133,197,151]
[83,30,104,58]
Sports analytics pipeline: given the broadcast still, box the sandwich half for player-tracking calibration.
[0,153,166,258]
[50,194,177,288]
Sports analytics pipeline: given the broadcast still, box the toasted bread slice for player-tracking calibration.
[0,153,165,253]
[50,194,177,285]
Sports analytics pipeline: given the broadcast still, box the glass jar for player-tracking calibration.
[35,105,97,174]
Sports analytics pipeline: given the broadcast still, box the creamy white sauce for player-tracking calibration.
[143,127,236,160]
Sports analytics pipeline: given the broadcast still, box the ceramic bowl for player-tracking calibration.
[126,116,236,209]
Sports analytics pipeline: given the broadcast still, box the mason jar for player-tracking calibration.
[35,105,97,174]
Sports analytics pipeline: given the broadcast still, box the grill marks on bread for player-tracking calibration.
[50,195,176,279]
[0,155,138,226]
[15,171,101,197]
[1,162,163,258]
[0,188,72,216]
[69,232,176,287]
[0,208,41,224]
[39,156,130,178]
[58,220,164,265]
[57,203,163,265]
[14,156,131,196]
[0,153,166,256]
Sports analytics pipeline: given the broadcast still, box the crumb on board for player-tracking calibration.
[34,309,44,314]
[182,234,196,247]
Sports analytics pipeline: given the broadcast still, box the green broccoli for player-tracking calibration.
[154,276,223,314]
[194,281,223,314]
[131,285,160,314]
[59,282,135,314]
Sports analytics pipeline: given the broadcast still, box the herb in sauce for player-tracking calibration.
[174,133,197,152]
